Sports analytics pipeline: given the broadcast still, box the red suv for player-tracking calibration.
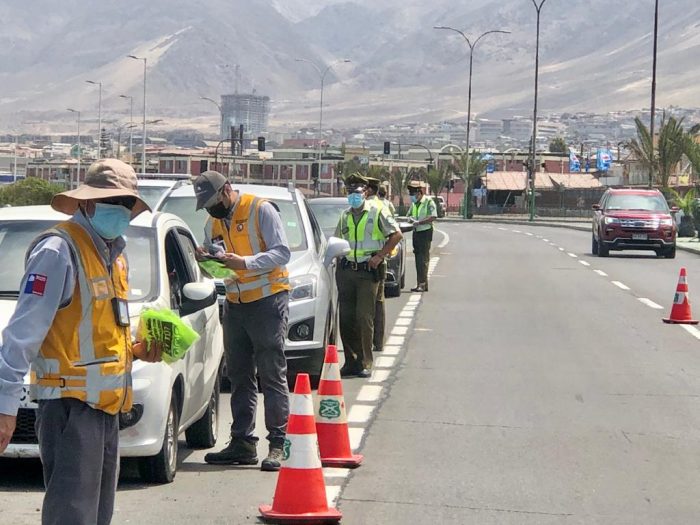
[592,188,678,258]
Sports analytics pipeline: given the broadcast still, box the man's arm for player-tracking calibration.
[368,208,403,269]
[241,201,292,270]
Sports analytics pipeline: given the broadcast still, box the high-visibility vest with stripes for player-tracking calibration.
[30,221,133,415]
[210,194,290,304]
[341,202,386,263]
[409,196,435,232]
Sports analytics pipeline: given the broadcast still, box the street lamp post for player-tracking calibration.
[119,94,134,163]
[649,0,659,188]
[128,55,147,174]
[201,96,224,140]
[528,0,548,222]
[85,80,102,159]
[67,108,81,188]
[434,26,510,219]
[295,57,351,196]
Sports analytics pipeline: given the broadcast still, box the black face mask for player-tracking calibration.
[207,201,230,219]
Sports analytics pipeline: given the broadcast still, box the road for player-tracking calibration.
[4,223,700,524]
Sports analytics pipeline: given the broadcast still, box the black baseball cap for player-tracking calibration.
[194,171,228,210]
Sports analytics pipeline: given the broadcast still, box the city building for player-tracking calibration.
[220,93,270,139]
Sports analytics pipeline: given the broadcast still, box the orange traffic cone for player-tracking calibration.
[259,373,341,524]
[315,345,363,468]
[663,268,699,325]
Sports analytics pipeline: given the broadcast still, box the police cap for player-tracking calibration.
[407,180,424,194]
[366,176,381,191]
[345,172,368,189]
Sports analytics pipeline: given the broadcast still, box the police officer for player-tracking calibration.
[377,182,396,216]
[194,171,291,472]
[0,159,160,525]
[335,173,402,377]
[365,176,388,352]
[407,180,437,292]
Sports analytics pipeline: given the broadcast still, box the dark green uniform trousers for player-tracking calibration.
[413,228,433,288]
[337,265,379,371]
[373,276,385,351]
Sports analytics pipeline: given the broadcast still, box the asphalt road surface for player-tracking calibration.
[4,223,700,524]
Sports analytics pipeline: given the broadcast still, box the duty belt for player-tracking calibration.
[341,258,371,271]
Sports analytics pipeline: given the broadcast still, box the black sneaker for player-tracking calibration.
[373,346,383,352]
[356,368,371,379]
[261,446,284,472]
[340,365,358,377]
[204,438,258,465]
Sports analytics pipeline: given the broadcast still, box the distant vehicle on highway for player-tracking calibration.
[592,188,678,258]
[307,197,412,298]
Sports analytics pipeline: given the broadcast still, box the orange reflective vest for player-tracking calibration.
[30,221,133,415]
[210,194,290,304]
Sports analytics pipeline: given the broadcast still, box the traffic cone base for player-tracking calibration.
[315,345,363,468]
[663,268,698,324]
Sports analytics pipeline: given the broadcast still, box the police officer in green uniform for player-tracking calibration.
[407,180,437,292]
[335,174,402,377]
[377,183,396,216]
[365,176,386,353]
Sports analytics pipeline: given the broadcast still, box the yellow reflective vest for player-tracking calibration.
[31,221,133,415]
[340,201,386,263]
[409,196,436,232]
[210,194,290,304]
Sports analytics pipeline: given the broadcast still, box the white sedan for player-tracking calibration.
[0,206,224,484]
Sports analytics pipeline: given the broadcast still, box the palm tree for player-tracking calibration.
[627,117,655,182]
[450,150,488,218]
[627,114,686,187]
[425,165,451,198]
[389,167,410,214]
[682,124,700,180]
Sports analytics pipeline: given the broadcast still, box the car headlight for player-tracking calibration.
[289,274,317,302]
[660,218,673,226]
[604,216,620,225]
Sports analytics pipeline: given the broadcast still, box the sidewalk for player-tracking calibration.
[438,214,700,256]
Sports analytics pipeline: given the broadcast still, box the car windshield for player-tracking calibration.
[138,185,172,209]
[307,201,347,238]
[0,221,156,302]
[605,194,669,212]
[159,195,307,251]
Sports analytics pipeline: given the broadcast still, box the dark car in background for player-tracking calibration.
[592,188,678,258]
[308,197,410,297]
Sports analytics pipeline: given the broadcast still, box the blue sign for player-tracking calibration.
[568,148,580,173]
[596,149,613,172]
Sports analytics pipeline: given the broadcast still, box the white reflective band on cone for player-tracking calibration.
[283,434,323,469]
[290,393,315,416]
[679,276,688,285]
[314,395,348,424]
[320,362,341,381]
[675,292,689,305]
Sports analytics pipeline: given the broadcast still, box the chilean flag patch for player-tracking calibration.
[23,274,47,296]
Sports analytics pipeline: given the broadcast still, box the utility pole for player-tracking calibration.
[649,0,659,188]
[528,0,547,222]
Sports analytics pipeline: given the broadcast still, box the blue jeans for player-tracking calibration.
[223,291,290,447]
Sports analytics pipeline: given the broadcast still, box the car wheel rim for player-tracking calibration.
[166,407,177,471]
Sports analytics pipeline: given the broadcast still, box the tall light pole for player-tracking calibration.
[434,26,510,219]
[649,0,659,188]
[67,108,81,189]
[528,0,548,222]
[119,94,134,163]
[85,80,102,159]
[295,57,351,195]
[128,55,147,174]
[201,96,224,140]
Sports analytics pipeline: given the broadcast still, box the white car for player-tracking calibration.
[156,182,350,383]
[0,205,224,484]
[137,176,190,210]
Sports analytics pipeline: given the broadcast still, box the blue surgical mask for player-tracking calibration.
[89,203,131,240]
[347,193,365,209]
[410,195,417,204]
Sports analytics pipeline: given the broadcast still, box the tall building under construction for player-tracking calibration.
[220,93,270,140]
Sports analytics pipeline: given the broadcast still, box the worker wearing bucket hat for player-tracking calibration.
[0,159,160,525]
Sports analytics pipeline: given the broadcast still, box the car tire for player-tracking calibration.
[591,234,599,255]
[138,394,179,484]
[385,283,401,298]
[598,235,609,257]
[185,372,220,449]
[400,271,405,289]
[664,245,677,259]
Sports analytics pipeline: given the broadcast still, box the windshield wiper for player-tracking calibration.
[0,290,19,298]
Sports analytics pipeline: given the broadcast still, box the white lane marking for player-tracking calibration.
[638,298,664,310]
[385,335,404,346]
[369,369,391,383]
[324,468,351,479]
[612,281,630,290]
[410,294,422,301]
[568,253,578,258]
[326,485,342,507]
[374,356,396,368]
[413,328,433,332]
[549,243,557,247]
[594,270,608,276]
[348,404,375,423]
[681,325,700,340]
[398,311,414,318]
[512,229,521,233]
[498,227,507,231]
[395,317,412,326]
[436,229,450,248]
[579,260,591,267]
[381,346,401,356]
[349,427,364,450]
[357,385,383,402]
[391,326,408,336]
[543,239,549,242]
[536,235,543,239]
[525,232,534,236]
[558,247,565,252]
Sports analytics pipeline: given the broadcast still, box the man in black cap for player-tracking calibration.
[335,173,402,377]
[193,171,291,472]
[407,180,437,292]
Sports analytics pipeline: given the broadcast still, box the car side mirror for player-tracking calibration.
[324,236,350,267]
[592,204,601,211]
[180,281,217,316]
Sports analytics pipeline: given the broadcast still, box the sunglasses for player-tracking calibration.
[100,196,137,210]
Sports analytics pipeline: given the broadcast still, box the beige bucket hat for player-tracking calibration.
[51,159,150,219]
